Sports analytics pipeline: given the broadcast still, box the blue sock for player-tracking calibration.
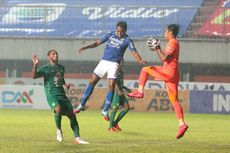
[103,91,114,112]
[81,84,94,107]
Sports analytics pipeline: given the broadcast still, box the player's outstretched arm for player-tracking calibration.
[78,39,103,53]
[131,51,147,65]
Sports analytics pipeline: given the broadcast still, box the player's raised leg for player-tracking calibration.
[127,66,156,98]
[74,84,94,113]
[74,74,100,113]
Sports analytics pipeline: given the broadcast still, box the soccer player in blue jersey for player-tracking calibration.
[74,21,146,121]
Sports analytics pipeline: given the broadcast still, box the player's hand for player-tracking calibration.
[32,53,39,65]
[151,45,161,52]
[78,47,85,54]
[64,83,71,89]
[117,90,123,96]
[139,60,147,65]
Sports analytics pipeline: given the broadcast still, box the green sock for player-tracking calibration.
[54,112,62,129]
[114,109,129,125]
[68,114,80,137]
[109,106,119,128]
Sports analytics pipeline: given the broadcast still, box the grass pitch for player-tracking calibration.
[0,109,230,153]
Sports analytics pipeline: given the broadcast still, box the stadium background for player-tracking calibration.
[0,0,229,114]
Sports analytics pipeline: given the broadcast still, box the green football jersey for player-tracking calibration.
[36,63,66,97]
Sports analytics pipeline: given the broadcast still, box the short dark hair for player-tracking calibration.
[117,21,127,31]
[47,49,57,56]
[167,24,180,37]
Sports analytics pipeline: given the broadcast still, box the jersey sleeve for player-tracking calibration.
[164,40,177,56]
[128,39,137,52]
[35,65,45,78]
[100,31,112,43]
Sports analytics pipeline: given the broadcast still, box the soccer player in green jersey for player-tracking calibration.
[32,49,89,144]
[108,66,131,132]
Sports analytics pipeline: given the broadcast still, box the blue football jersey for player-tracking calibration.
[100,31,137,63]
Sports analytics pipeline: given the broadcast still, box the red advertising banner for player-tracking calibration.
[198,1,230,37]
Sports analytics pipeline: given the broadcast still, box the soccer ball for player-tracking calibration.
[146,38,160,49]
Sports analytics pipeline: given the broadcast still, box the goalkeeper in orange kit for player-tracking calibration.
[127,24,188,139]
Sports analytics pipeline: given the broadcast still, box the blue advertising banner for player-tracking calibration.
[4,0,204,6]
[190,90,230,114]
[0,0,204,38]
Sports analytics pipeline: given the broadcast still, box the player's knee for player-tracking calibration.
[141,67,151,76]
[68,112,76,118]
[142,67,148,72]
[124,106,130,112]
[124,103,130,111]
[144,65,153,71]
[88,81,96,87]
[108,84,115,91]
[54,105,61,113]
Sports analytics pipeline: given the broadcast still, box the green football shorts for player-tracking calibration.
[47,95,73,113]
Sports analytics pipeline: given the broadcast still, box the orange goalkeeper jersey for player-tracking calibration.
[163,38,179,69]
